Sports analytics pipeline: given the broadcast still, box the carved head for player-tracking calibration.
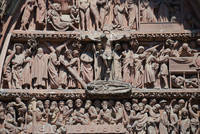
[114,43,121,51]
[132,103,139,112]
[153,104,161,113]
[59,101,64,111]
[65,50,73,59]
[124,102,131,111]
[149,99,157,106]
[37,47,44,54]
[7,106,15,115]
[52,3,61,11]
[14,43,23,54]
[136,46,144,54]
[178,99,185,108]
[141,98,147,105]
[37,100,44,110]
[192,104,199,112]
[72,50,79,58]
[94,100,101,112]
[173,104,180,113]
[102,101,108,111]
[182,43,189,50]
[160,100,167,109]
[138,103,144,111]
[115,101,121,111]
[44,100,50,109]
[27,38,37,48]
[16,97,21,104]
[165,105,170,114]
[75,99,83,108]
[66,100,73,108]
[152,49,157,56]
[50,101,58,111]
[85,100,92,109]
[181,108,188,118]
[197,39,200,46]
[96,43,103,50]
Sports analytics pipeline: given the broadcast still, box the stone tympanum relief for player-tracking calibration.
[15,0,197,31]
[2,38,200,90]
[0,97,198,134]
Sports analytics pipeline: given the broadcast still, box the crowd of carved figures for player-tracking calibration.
[0,97,199,133]
[2,38,200,89]
[18,0,191,31]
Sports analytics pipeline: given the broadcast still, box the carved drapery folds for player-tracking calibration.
[0,97,198,133]
[2,38,200,90]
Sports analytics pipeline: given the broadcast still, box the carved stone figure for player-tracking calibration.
[46,44,61,89]
[159,105,170,134]
[123,101,135,131]
[179,108,190,134]
[49,101,59,125]
[122,43,134,85]
[10,43,25,89]
[47,3,78,31]
[126,0,138,29]
[112,43,122,81]
[44,100,50,123]
[134,46,145,88]
[169,99,179,134]
[36,0,46,27]
[69,50,81,88]
[12,97,27,128]
[159,48,170,89]
[78,0,90,31]
[98,101,113,124]
[113,0,127,29]
[144,49,159,88]
[22,50,32,89]
[65,100,74,125]
[140,0,157,23]
[189,98,199,134]
[0,104,9,133]
[178,43,194,57]
[31,100,55,133]
[59,50,72,89]
[56,101,66,133]
[84,100,98,124]
[21,0,36,30]
[113,101,124,124]
[71,99,88,125]
[97,0,109,29]
[80,45,94,84]
[32,47,49,89]
[131,102,148,134]
[93,43,105,80]
[89,0,100,30]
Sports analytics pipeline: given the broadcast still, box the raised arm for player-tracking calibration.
[188,97,198,118]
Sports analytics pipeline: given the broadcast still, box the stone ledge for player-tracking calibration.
[0,89,199,100]
[11,30,200,40]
